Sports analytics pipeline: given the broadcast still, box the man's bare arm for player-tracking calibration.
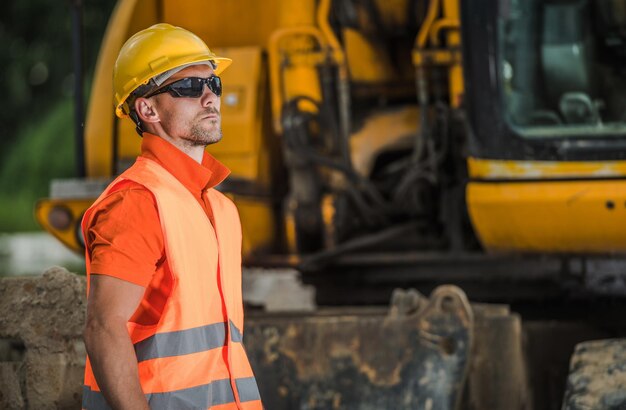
[83,275,150,410]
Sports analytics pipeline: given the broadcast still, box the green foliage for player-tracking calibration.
[0,1,116,232]
[0,99,74,231]
[0,195,41,231]
[0,0,116,158]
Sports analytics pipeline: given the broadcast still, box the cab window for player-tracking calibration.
[499,0,626,138]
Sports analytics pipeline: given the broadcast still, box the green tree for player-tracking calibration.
[0,0,116,231]
[0,0,116,155]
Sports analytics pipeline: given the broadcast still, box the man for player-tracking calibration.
[81,24,262,410]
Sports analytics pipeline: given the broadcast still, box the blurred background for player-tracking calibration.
[0,1,116,274]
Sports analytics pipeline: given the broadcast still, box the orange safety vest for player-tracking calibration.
[81,157,262,410]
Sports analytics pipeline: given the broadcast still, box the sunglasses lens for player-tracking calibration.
[158,76,222,98]
[208,76,222,97]
[168,78,204,97]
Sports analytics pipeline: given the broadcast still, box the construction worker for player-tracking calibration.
[80,24,262,410]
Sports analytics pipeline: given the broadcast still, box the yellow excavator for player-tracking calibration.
[36,0,626,408]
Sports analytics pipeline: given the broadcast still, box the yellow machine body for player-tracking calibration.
[35,198,95,253]
[467,159,626,253]
[37,0,626,260]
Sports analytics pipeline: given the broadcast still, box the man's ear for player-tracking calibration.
[134,98,160,124]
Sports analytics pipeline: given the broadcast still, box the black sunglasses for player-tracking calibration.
[145,75,222,98]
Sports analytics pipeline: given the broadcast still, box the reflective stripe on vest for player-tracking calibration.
[81,158,261,409]
[82,377,260,410]
[134,320,243,362]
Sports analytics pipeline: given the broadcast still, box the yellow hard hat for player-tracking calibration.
[113,23,232,118]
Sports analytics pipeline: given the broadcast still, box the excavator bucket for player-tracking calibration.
[244,285,529,409]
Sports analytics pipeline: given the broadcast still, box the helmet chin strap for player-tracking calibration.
[129,111,145,137]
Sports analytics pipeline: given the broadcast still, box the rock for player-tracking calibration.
[0,362,24,410]
[0,267,86,409]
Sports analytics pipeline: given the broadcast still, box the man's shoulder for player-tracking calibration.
[85,179,164,286]
[104,179,155,199]
[89,180,157,220]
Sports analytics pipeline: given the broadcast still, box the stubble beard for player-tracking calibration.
[188,121,222,146]
[186,109,223,147]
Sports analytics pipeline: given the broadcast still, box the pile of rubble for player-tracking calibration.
[0,267,85,409]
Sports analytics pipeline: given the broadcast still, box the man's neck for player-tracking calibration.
[176,143,205,164]
[153,133,205,164]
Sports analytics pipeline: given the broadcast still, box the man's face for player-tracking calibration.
[149,64,222,147]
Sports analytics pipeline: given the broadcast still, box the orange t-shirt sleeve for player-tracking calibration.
[86,184,164,287]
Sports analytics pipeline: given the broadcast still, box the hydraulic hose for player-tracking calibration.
[300,222,420,271]
[282,97,391,229]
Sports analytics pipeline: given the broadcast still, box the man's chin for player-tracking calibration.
[204,128,223,145]
[204,134,223,145]
[189,126,222,146]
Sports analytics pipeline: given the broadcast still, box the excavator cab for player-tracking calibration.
[465,0,626,254]
[497,0,625,131]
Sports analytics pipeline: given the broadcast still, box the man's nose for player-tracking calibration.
[201,84,218,105]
